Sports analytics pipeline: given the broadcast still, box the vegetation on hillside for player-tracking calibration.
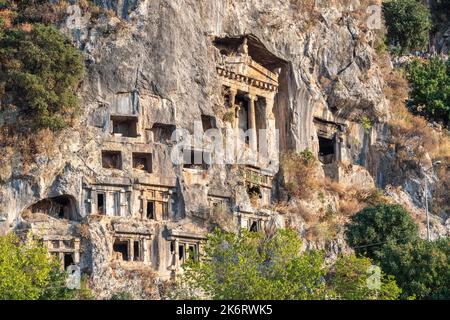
[0,23,85,130]
[405,57,450,126]
[382,0,432,55]
[171,228,401,300]
[0,1,85,130]
[0,1,85,181]
[346,204,449,299]
[345,203,419,259]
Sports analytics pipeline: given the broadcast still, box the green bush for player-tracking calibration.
[0,23,84,130]
[172,228,401,300]
[405,57,450,126]
[345,204,419,260]
[0,233,77,300]
[330,254,401,300]
[173,228,330,300]
[378,238,449,299]
[382,0,432,54]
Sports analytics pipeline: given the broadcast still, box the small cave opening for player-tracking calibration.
[201,115,216,131]
[64,253,74,269]
[318,136,335,164]
[27,195,79,221]
[247,185,262,199]
[113,238,129,261]
[249,221,259,232]
[183,148,210,170]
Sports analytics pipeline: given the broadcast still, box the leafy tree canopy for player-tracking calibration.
[382,0,432,54]
[330,254,401,300]
[0,233,77,300]
[0,2,84,131]
[406,57,450,126]
[378,238,449,299]
[345,204,419,260]
[173,228,401,300]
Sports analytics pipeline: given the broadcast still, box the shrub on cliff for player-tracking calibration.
[405,57,450,126]
[345,203,419,260]
[382,0,432,54]
[281,149,318,199]
[0,22,84,130]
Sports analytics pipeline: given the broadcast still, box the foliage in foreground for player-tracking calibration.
[378,238,449,299]
[0,233,83,300]
[346,204,450,299]
[172,229,401,300]
[405,57,450,126]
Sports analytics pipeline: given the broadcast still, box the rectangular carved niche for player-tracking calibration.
[102,151,122,169]
[111,115,138,137]
[133,152,152,173]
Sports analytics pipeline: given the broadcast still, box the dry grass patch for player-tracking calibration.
[281,150,320,200]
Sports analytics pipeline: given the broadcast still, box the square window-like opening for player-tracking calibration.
[111,115,138,137]
[201,115,216,131]
[183,149,209,170]
[151,123,176,143]
[133,153,152,173]
[113,239,129,261]
[102,151,122,169]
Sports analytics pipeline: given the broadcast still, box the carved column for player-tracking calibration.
[74,239,80,264]
[129,239,134,261]
[174,239,179,270]
[246,94,258,152]
[229,88,238,129]
[229,88,237,109]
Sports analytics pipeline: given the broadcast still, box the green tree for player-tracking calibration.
[382,0,432,54]
[406,57,450,125]
[173,229,402,300]
[0,233,75,300]
[330,254,401,300]
[174,229,329,300]
[378,238,449,299]
[0,23,84,130]
[345,204,419,260]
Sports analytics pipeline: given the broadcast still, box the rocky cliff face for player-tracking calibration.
[0,0,447,299]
